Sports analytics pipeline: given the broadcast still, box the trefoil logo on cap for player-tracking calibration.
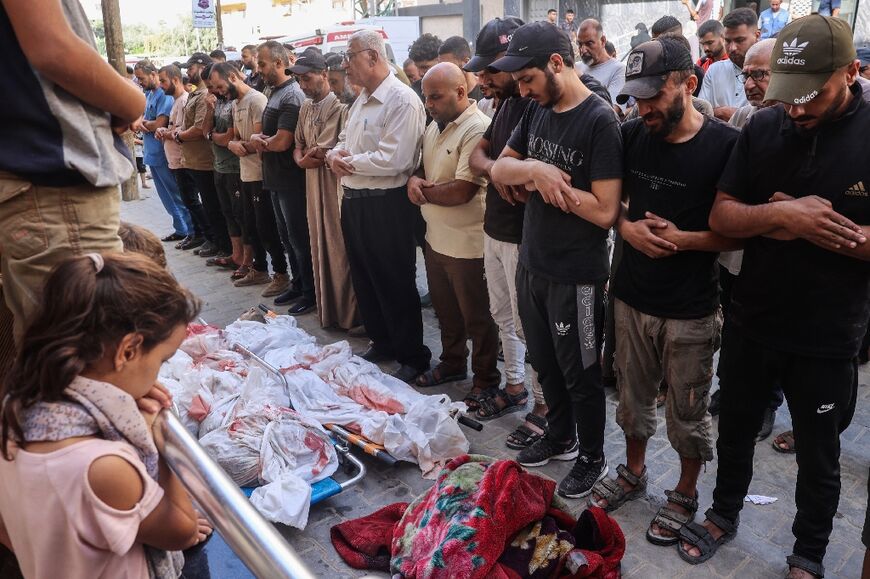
[778,38,809,65]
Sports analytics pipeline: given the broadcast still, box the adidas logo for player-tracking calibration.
[845,181,868,197]
[555,322,571,336]
[778,38,809,65]
[782,38,809,55]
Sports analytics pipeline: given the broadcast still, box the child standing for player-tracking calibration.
[0,252,202,578]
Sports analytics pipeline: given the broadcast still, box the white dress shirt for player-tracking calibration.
[335,72,426,190]
[698,59,748,110]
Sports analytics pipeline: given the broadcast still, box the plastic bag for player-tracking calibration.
[250,473,311,529]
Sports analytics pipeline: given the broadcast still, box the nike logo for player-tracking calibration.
[816,403,835,414]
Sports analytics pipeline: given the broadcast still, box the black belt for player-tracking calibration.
[343,186,403,199]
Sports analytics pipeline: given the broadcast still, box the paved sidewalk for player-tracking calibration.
[123,190,869,579]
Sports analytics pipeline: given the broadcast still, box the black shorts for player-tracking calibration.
[135,156,146,174]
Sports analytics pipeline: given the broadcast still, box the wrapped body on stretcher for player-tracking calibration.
[159,314,471,527]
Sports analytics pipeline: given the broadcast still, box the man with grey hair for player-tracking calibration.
[576,19,625,106]
[326,29,431,382]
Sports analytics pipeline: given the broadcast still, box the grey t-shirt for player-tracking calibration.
[578,58,626,105]
[211,98,240,174]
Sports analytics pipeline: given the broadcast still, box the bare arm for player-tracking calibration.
[644,210,743,252]
[3,0,145,123]
[142,115,168,133]
[710,190,866,252]
[420,179,480,207]
[468,137,493,178]
[259,129,294,152]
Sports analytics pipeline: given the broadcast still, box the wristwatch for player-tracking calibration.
[174,132,184,144]
[206,130,214,142]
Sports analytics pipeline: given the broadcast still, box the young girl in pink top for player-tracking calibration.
[0,252,203,578]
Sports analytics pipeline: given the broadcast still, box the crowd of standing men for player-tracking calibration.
[0,0,869,577]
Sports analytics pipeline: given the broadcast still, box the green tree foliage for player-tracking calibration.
[91,15,219,58]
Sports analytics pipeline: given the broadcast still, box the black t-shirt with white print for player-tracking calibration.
[506,95,623,285]
[717,86,870,358]
[613,116,739,319]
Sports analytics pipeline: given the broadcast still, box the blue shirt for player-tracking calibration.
[143,88,174,166]
[759,8,789,39]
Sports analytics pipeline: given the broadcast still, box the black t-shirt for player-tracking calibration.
[717,87,870,358]
[483,96,532,244]
[261,79,305,192]
[507,95,623,284]
[613,117,739,319]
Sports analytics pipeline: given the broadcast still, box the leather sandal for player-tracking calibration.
[475,388,528,421]
[230,265,250,281]
[677,508,739,565]
[589,464,648,512]
[646,489,699,546]
[786,554,824,578]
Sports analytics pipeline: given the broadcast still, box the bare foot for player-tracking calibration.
[194,514,213,545]
[680,519,725,558]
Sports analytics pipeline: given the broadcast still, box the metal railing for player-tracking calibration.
[156,410,316,579]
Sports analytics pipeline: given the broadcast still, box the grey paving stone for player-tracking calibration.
[121,193,869,578]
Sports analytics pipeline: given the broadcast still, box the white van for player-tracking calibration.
[271,23,398,63]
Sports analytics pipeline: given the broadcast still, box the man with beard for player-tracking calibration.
[467,16,552,448]
[292,49,359,331]
[325,53,358,105]
[249,41,314,315]
[326,30,431,382]
[699,8,759,121]
[133,59,193,242]
[208,63,290,297]
[241,44,266,92]
[680,16,869,578]
[176,53,232,259]
[156,64,211,250]
[696,19,728,72]
[490,22,622,499]
[576,19,625,107]
[588,37,740,547]
[409,62,500,405]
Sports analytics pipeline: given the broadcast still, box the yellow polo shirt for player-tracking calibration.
[420,102,490,259]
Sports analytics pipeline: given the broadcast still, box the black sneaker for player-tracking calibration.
[194,240,216,256]
[557,455,608,499]
[198,243,221,258]
[178,236,205,251]
[756,408,775,442]
[274,287,302,306]
[517,436,579,468]
[288,296,316,316]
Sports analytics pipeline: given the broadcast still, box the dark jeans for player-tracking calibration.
[424,243,500,390]
[718,265,784,410]
[271,189,313,298]
[213,171,243,238]
[341,187,430,370]
[189,169,231,254]
[713,324,858,565]
[171,168,210,239]
[516,262,606,460]
[243,181,287,275]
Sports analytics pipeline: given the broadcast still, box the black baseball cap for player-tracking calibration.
[489,21,573,73]
[182,52,211,68]
[464,16,525,73]
[616,38,693,104]
[290,48,327,74]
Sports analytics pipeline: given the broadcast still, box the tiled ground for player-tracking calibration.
[123,186,869,578]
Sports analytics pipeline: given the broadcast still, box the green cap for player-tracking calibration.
[766,14,857,105]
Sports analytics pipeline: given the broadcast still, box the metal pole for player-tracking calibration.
[157,410,316,579]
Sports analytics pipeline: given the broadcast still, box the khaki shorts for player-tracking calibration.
[0,173,123,344]
[614,298,721,461]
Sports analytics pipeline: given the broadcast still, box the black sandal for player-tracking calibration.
[786,554,824,578]
[677,508,739,565]
[416,366,468,388]
[773,430,797,454]
[506,413,548,450]
[646,489,698,546]
[463,386,496,411]
[475,388,528,421]
[589,464,648,513]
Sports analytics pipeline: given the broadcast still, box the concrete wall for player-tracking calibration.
[856,0,870,44]
[421,14,464,38]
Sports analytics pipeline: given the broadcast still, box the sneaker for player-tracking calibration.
[517,436,579,468]
[288,296,316,316]
[195,240,217,256]
[261,273,290,298]
[557,455,608,499]
[178,236,205,251]
[233,270,271,287]
[274,287,302,306]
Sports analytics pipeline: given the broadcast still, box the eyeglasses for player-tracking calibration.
[738,69,771,83]
[340,48,375,63]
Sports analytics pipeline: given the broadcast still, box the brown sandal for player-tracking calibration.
[772,430,796,454]
[231,265,250,280]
